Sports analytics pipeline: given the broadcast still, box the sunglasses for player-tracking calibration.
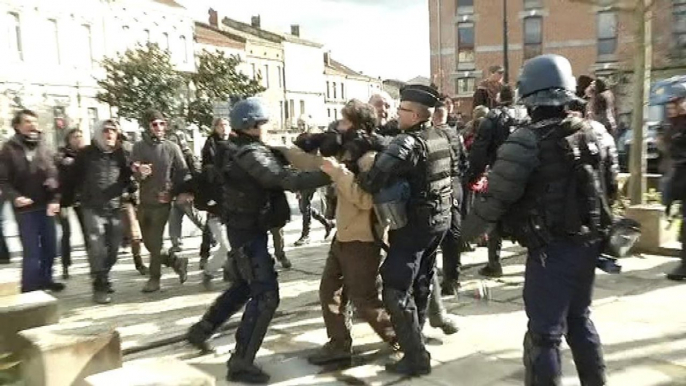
[151,121,166,128]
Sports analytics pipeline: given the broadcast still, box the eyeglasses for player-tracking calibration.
[151,121,166,128]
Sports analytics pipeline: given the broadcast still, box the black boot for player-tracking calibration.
[428,275,459,335]
[667,259,686,281]
[275,253,292,269]
[187,320,215,353]
[314,212,335,240]
[227,355,270,384]
[382,288,432,376]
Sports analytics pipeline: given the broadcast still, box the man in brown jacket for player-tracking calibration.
[308,100,397,365]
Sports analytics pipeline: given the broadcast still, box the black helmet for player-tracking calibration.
[517,54,581,107]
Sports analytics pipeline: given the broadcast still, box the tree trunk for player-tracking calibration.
[628,0,652,205]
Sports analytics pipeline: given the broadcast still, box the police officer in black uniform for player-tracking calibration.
[186,97,330,384]
[359,85,453,376]
[462,55,607,386]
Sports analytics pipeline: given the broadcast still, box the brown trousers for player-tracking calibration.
[319,239,395,345]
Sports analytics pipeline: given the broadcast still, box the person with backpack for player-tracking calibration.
[463,55,608,386]
[467,85,527,278]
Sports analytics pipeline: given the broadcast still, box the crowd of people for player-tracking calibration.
[0,53,684,385]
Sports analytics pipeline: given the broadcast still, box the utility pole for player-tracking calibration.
[628,0,652,204]
[503,0,510,83]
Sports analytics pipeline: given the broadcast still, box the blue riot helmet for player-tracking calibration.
[230,97,270,132]
[517,54,582,107]
[373,180,411,230]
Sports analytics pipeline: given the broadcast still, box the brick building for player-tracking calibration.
[429,0,686,118]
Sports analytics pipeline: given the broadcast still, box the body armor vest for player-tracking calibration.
[503,118,605,246]
[406,126,453,233]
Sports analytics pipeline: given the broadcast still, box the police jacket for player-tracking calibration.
[359,122,453,234]
[462,116,609,247]
[219,133,331,232]
[467,107,522,184]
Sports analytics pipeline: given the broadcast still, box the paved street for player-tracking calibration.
[2,197,686,385]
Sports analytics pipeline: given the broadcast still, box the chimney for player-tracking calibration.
[208,8,218,27]
[291,24,300,37]
[324,52,331,66]
[251,15,261,28]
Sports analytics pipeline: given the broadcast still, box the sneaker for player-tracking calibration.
[93,291,112,305]
[308,341,352,365]
[276,254,292,269]
[294,235,310,246]
[385,351,431,376]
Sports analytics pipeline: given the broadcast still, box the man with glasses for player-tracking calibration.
[131,110,194,293]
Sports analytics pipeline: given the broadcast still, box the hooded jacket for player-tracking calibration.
[0,134,60,213]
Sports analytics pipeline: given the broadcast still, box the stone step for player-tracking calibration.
[0,291,59,354]
[0,281,20,297]
[84,357,215,386]
[18,323,122,386]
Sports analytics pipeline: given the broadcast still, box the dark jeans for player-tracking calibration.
[59,206,87,268]
[16,209,58,292]
[0,199,9,262]
[299,189,327,235]
[487,225,503,267]
[200,217,216,258]
[169,200,205,250]
[82,208,123,280]
[138,204,171,280]
[523,240,605,385]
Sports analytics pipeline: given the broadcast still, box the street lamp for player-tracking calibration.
[503,0,510,84]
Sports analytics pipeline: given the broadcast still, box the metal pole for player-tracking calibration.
[503,0,510,84]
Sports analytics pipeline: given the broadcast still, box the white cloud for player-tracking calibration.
[178,0,429,81]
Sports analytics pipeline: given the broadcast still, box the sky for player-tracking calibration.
[178,0,430,81]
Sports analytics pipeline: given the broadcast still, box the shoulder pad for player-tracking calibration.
[234,142,266,159]
[392,133,418,149]
[507,126,539,148]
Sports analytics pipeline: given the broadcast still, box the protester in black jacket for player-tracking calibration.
[69,120,134,304]
[55,128,87,279]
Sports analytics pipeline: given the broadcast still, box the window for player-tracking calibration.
[263,64,269,88]
[327,108,331,118]
[80,24,93,67]
[334,109,338,120]
[279,101,284,122]
[524,0,543,9]
[87,108,98,133]
[300,100,305,115]
[7,13,22,61]
[162,32,170,51]
[179,35,187,63]
[326,81,330,98]
[457,23,475,64]
[289,100,295,119]
[284,100,289,119]
[47,19,60,64]
[143,29,150,43]
[251,63,257,79]
[455,77,475,95]
[597,11,617,58]
[674,2,686,56]
[333,82,337,99]
[523,17,542,60]
[457,0,474,14]
[277,65,283,87]
[341,83,345,100]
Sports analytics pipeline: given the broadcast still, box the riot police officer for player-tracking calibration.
[186,97,330,384]
[463,55,607,386]
[359,85,453,376]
